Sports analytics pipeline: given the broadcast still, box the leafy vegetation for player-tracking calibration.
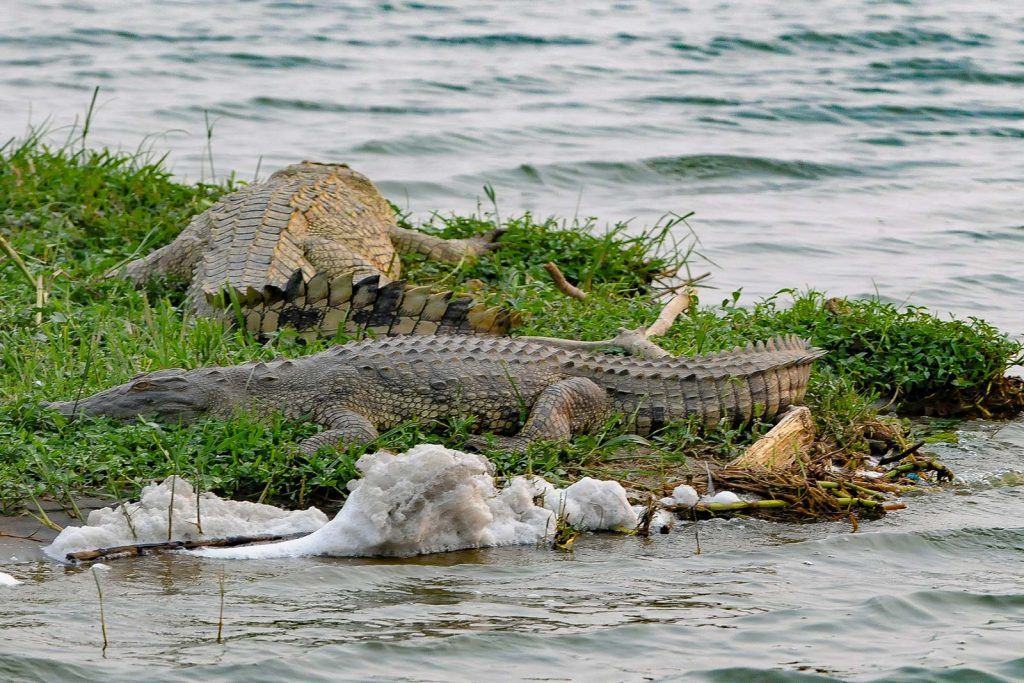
[698,290,1023,417]
[1,129,1020,516]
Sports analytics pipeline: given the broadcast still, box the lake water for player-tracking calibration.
[1,1,1023,680]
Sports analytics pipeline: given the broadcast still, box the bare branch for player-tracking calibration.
[644,290,691,338]
[517,287,695,359]
[543,262,587,300]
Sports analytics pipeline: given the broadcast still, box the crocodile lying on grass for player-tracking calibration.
[112,161,515,338]
[47,335,826,455]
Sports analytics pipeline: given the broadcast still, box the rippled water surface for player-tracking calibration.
[2,1,1023,680]
[3,0,1023,333]
[3,422,1024,682]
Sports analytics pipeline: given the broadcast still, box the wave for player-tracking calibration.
[166,52,347,70]
[645,154,853,179]
[634,95,744,107]
[468,154,858,191]
[814,526,1024,560]
[669,28,989,58]
[778,28,991,52]
[247,96,469,116]
[351,130,506,156]
[413,33,593,47]
[814,103,1024,123]
[869,57,1024,85]
[76,28,236,44]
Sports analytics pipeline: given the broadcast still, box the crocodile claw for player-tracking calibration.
[461,229,506,257]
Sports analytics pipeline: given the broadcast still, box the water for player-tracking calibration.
[2,1,1023,680]
[3,424,1024,682]
[3,0,1023,334]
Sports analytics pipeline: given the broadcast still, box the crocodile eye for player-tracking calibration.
[130,381,157,392]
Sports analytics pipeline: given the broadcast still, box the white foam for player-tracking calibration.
[198,445,639,560]
[44,476,329,561]
[632,505,676,533]
[529,477,638,531]
[0,571,21,587]
[701,491,742,505]
[43,446,640,562]
[669,484,699,507]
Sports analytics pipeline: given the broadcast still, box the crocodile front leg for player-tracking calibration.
[389,226,503,264]
[466,377,610,455]
[298,407,379,455]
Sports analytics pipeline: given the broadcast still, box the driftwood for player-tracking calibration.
[66,532,311,563]
[729,406,815,470]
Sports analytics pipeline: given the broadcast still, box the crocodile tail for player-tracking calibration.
[728,335,826,423]
[671,335,826,427]
[205,270,520,341]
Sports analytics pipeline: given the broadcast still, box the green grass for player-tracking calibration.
[696,290,1023,414]
[1,131,1020,515]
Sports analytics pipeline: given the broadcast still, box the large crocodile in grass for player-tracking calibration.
[47,335,826,455]
[113,161,515,338]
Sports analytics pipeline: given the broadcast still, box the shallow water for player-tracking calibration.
[2,1,1024,680]
[2,422,1024,682]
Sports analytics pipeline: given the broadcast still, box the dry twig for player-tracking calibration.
[543,262,587,300]
[66,532,312,563]
[518,288,694,359]
[0,233,48,323]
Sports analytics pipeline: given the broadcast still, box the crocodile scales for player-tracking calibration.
[48,334,826,454]
[114,161,515,338]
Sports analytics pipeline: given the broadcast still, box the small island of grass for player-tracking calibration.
[1,131,1021,524]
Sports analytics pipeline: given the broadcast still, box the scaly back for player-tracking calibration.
[190,163,398,305]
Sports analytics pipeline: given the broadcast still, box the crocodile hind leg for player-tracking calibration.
[466,377,610,455]
[298,407,379,455]
[304,236,389,282]
[112,212,211,284]
[389,225,503,264]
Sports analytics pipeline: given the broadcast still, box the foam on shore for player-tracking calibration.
[44,445,639,562]
[197,445,638,559]
[44,476,329,561]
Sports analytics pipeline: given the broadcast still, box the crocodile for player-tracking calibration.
[112,161,515,338]
[47,334,826,455]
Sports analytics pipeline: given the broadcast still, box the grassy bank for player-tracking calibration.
[1,134,1021,516]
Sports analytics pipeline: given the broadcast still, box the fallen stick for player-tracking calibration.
[663,499,790,514]
[0,530,45,542]
[0,233,48,324]
[0,232,36,288]
[832,497,887,509]
[882,459,954,482]
[524,270,708,358]
[543,262,587,300]
[517,289,693,359]
[818,480,886,501]
[878,440,926,466]
[66,532,312,563]
[646,290,692,338]
[658,271,711,294]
